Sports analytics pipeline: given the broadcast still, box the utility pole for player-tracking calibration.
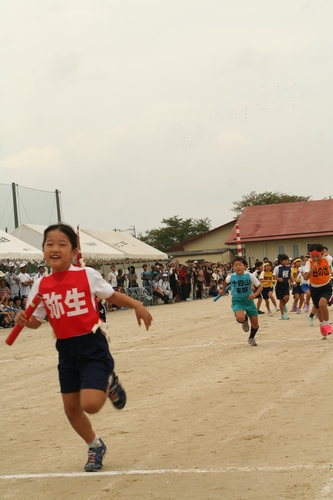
[11,183,19,228]
[55,189,62,222]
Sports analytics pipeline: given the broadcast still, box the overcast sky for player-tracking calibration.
[1,0,332,236]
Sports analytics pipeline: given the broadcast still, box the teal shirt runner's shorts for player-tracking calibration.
[231,297,258,317]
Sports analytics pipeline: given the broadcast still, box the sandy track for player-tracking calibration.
[1,296,333,499]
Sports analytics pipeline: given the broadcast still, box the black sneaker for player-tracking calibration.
[257,310,265,314]
[109,374,126,409]
[84,439,107,472]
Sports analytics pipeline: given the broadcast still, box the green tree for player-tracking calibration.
[232,191,311,218]
[138,216,211,253]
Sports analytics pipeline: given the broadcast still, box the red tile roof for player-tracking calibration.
[225,200,333,244]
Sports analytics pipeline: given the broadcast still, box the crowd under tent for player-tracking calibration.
[11,224,125,264]
[0,228,44,263]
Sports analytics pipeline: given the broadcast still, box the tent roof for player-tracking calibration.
[11,224,125,263]
[0,228,44,263]
[82,229,168,262]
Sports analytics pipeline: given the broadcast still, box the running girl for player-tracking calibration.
[15,223,153,472]
[220,256,263,346]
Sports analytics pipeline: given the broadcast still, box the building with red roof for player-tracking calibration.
[225,199,333,263]
[168,200,333,266]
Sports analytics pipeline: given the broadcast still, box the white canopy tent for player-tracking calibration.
[0,228,44,263]
[11,224,125,264]
[82,228,168,263]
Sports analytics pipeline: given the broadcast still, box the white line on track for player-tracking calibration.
[0,336,328,364]
[1,463,332,480]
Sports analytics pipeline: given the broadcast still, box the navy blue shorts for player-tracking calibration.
[292,284,303,296]
[56,330,114,394]
[262,287,273,300]
[310,283,332,310]
[275,283,290,300]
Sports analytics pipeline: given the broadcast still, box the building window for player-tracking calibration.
[292,244,300,258]
[306,243,312,254]
[277,245,285,255]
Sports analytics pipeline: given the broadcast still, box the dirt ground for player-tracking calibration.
[1,296,333,500]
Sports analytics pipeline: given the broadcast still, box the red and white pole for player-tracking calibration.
[235,223,242,256]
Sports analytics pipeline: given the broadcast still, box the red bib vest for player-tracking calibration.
[38,269,99,339]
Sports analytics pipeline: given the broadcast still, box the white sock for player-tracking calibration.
[87,433,101,448]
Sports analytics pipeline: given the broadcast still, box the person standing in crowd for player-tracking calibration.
[18,263,34,297]
[186,262,193,300]
[127,266,139,289]
[169,263,180,302]
[141,264,150,290]
[5,262,20,298]
[179,263,188,301]
[116,269,126,288]
[108,264,118,288]
[0,272,11,300]
[34,264,46,282]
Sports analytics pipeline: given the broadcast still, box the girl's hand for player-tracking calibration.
[135,304,153,331]
[249,293,255,300]
[15,310,28,327]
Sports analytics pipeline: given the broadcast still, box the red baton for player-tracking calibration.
[5,293,43,346]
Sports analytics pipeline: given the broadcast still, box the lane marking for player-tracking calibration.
[1,463,332,480]
[0,336,328,364]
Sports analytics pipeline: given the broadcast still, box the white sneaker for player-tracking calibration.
[268,311,273,317]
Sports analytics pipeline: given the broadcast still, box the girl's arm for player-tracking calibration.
[304,262,317,281]
[249,284,263,300]
[106,291,152,331]
[14,309,42,329]
[220,280,227,296]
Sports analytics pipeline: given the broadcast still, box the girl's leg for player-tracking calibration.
[62,389,108,443]
[306,290,311,305]
[248,316,259,345]
[235,310,246,323]
[265,299,270,312]
[269,292,277,309]
[62,393,95,443]
[298,293,305,310]
[249,316,259,329]
[317,297,329,322]
[256,297,263,312]
[279,299,284,315]
[293,293,299,311]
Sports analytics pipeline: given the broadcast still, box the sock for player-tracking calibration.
[320,321,325,327]
[249,326,259,339]
[324,320,329,326]
[309,313,314,318]
[87,433,101,449]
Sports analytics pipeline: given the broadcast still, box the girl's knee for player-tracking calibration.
[80,391,106,414]
[63,404,83,422]
[235,311,245,322]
